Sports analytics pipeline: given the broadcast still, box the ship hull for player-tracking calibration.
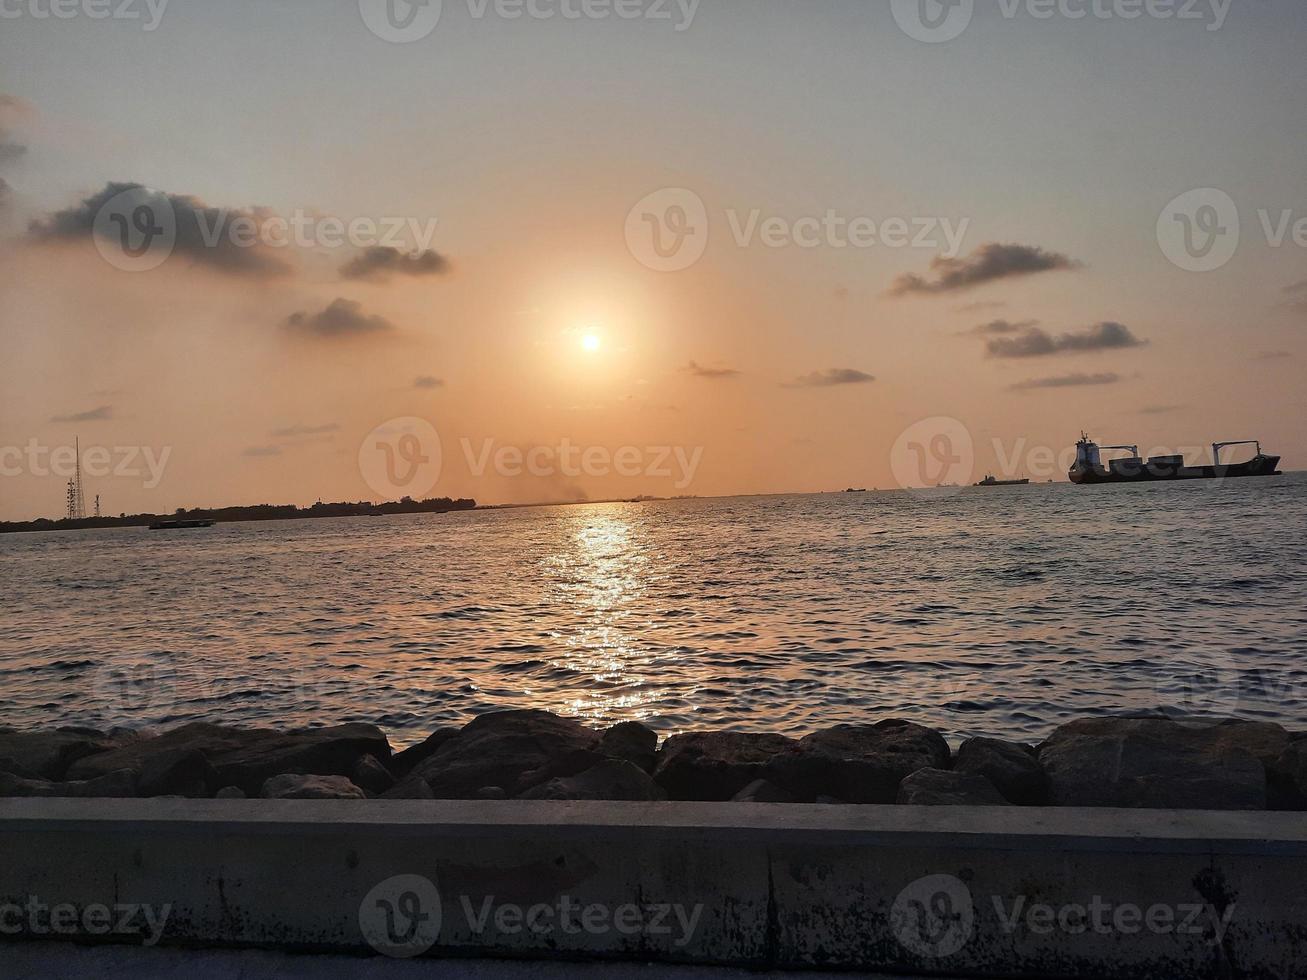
[1069,456,1282,485]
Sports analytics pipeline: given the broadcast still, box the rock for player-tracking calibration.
[411,710,603,799]
[1038,717,1268,810]
[953,738,1050,806]
[137,748,215,798]
[351,754,396,796]
[1269,742,1307,810]
[260,774,366,800]
[215,786,246,800]
[67,722,391,797]
[380,777,434,800]
[476,786,508,801]
[599,722,659,773]
[769,721,951,804]
[519,760,665,801]
[0,729,120,781]
[897,768,1011,806]
[653,732,797,801]
[732,779,795,804]
[0,769,138,799]
[390,728,460,777]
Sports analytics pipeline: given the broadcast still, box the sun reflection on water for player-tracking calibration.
[538,506,680,726]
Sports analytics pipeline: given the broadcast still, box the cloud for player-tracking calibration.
[0,177,10,207]
[28,182,292,278]
[986,321,1147,359]
[414,375,444,389]
[1009,372,1121,391]
[285,298,394,338]
[956,300,1008,313]
[1140,404,1185,415]
[686,361,741,379]
[785,368,875,388]
[50,405,113,423]
[1252,350,1292,361]
[271,423,340,437]
[242,446,282,458]
[340,246,450,282]
[890,243,1080,296]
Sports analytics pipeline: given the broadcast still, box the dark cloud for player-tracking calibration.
[271,423,340,437]
[340,246,450,282]
[785,368,875,388]
[1140,404,1185,415]
[686,361,741,379]
[242,446,282,458]
[414,376,444,389]
[986,321,1147,359]
[28,182,292,278]
[0,177,10,207]
[51,406,113,423]
[285,298,394,338]
[890,243,1080,296]
[1009,373,1121,392]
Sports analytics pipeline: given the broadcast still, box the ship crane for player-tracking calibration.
[1213,441,1262,466]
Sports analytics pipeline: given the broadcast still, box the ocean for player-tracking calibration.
[3,476,1305,746]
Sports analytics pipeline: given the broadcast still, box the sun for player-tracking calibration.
[581,333,602,353]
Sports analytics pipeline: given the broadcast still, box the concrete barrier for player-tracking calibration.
[1,800,1304,977]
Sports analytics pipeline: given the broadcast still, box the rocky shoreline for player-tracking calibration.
[2,710,1305,810]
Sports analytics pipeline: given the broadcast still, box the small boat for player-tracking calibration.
[1069,433,1281,485]
[148,519,216,530]
[975,475,1030,487]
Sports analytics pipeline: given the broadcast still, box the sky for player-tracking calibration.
[0,0,1304,519]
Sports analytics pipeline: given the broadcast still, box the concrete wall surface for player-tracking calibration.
[1,800,1304,978]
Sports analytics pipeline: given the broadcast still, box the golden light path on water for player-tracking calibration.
[539,510,678,726]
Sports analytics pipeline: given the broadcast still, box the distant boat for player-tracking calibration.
[148,519,216,531]
[844,488,867,493]
[1069,433,1282,485]
[975,475,1030,487]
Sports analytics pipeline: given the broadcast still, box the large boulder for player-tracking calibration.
[351,755,396,796]
[0,769,138,799]
[599,722,660,773]
[260,774,366,800]
[390,728,460,777]
[1038,717,1270,810]
[953,738,1050,806]
[66,722,391,797]
[897,768,1010,806]
[0,728,120,781]
[769,721,951,804]
[519,760,665,801]
[653,732,796,801]
[411,710,603,799]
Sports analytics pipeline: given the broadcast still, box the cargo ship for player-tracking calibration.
[1069,434,1281,485]
[975,475,1030,487]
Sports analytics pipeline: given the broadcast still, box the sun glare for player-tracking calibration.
[582,333,602,353]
